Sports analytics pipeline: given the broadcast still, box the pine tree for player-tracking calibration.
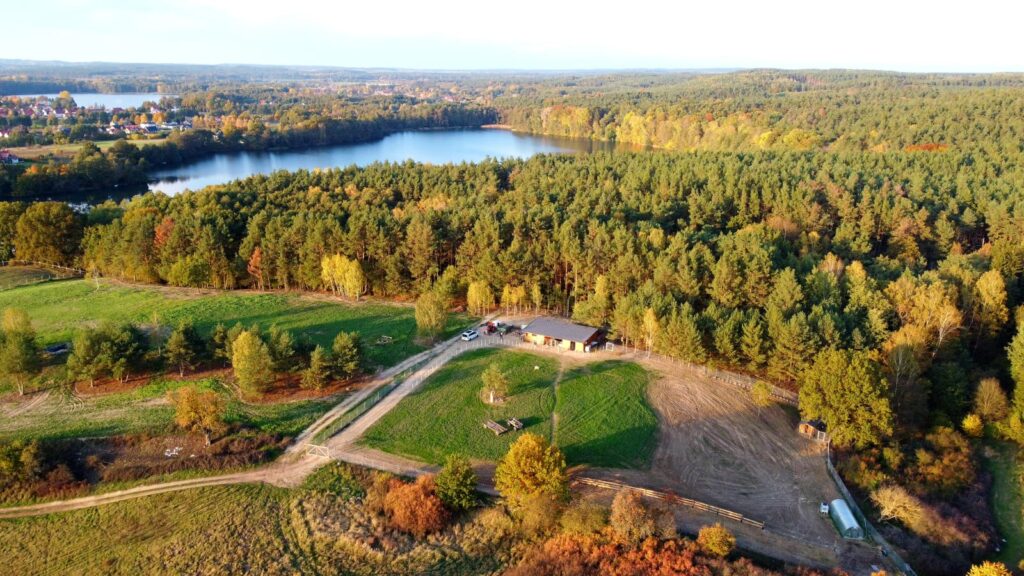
[331,331,363,379]
[301,345,330,390]
[165,321,204,377]
[232,330,274,394]
[740,313,767,369]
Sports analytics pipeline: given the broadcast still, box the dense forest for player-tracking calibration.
[3,69,1024,573]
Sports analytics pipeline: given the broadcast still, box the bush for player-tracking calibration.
[383,475,449,537]
[518,491,562,536]
[559,499,608,536]
[609,490,655,545]
[434,454,478,512]
[697,523,735,557]
[961,413,984,438]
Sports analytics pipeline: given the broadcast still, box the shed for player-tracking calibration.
[828,498,864,539]
[522,317,601,352]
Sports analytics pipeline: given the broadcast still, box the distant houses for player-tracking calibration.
[0,149,21,165]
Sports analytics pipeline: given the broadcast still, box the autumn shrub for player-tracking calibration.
[518,491,563,536]
[383,475,449,537]
[697,523,735,557]
[559,499,608,536]
[909,427,975,497]
[365,471,393,515]
[609,490,656,545]
[961,413,984,438]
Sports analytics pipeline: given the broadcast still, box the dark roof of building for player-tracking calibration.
[522,317,600,342]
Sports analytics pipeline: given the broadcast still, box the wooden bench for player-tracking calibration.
[506,418,524,431]
[484,420,508,435]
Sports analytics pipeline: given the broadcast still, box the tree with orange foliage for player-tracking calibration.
[383,475,449,537]
[247,247,265,291]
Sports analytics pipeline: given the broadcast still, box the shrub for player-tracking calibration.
[961,413,984,438]
[559,499,608,536]
[609,490,655,545]
[697,523,735,557]
[434,454,478,512]
[518,491,562,536]
[383,475,449,537]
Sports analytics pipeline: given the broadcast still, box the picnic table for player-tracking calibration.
[507,418,524,431]
[484,420,508,435]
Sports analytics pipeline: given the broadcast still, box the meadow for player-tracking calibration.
[361,348,559,463]
[554,360,657,468]
[362,349,657,468]
[0,279,472,369]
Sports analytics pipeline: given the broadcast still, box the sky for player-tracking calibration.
[7,0,1024,72]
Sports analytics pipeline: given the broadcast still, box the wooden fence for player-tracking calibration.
[1,260,85,291]
[576,477,766,530]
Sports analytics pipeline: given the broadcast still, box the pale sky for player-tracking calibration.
[7,0,1023,72]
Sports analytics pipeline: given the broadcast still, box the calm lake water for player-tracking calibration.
[11,93,171,109]
[148,129,625,195]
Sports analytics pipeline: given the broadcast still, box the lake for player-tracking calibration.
[10,93,172,109]
[148,129,626,195]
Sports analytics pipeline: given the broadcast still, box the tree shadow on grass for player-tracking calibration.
[561,424,657,470]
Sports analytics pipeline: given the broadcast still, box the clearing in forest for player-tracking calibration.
[362,348,657,468]
[361,348,559,463]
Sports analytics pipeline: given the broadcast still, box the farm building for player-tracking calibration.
[828,498,864,539]
[522,317,601,352]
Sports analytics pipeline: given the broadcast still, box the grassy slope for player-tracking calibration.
[0,378,337,442]
[362,348,558,463]
[986,442,1024,567]
[555,361,657,468]
[0,266,58,288]
[0,279,471,369]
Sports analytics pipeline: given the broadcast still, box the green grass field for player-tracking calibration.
[362,350,657,468]
[362,348,559,463]
[987,442,1024,567]
[0,482,511,575]
[554,361,657,468]
[0,378,336,442]
[0,279,471,369]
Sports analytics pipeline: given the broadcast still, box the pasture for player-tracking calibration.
[554,361,657,468]
[0,279,471,369]
[361,347,658,468]
[361,348,558,463]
